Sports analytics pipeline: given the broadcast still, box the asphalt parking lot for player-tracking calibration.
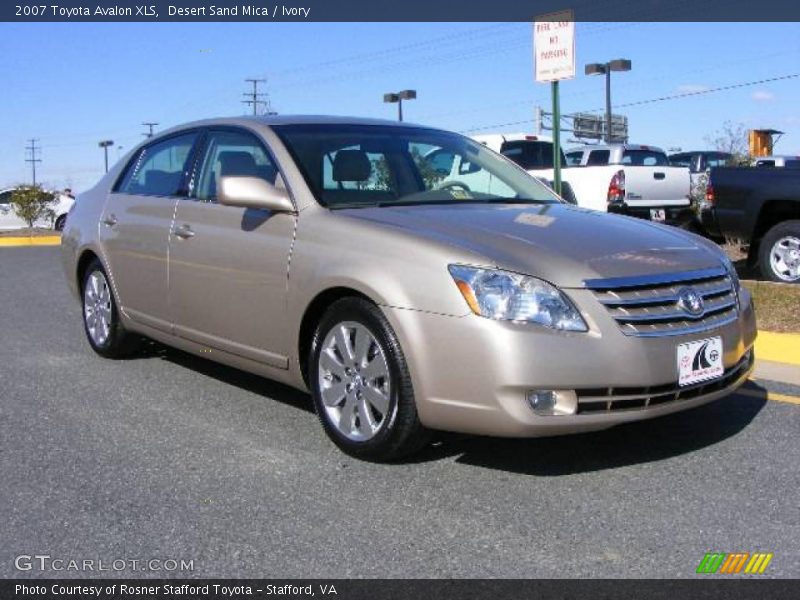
[1,247,798,579]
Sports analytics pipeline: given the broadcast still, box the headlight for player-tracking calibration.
[448,265,588,331]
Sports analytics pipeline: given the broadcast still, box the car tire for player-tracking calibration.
[309,297,430,461]
[54,214,67,231]
[81,259,140,357]
[758,220,800,283]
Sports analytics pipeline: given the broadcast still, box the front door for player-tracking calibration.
[168,128,296,368]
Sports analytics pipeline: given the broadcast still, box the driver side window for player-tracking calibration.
[194,130,277,202]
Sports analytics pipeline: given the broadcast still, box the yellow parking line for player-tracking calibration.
[755,331,800,367]
[0,236,61,247]
[738,387,800,405]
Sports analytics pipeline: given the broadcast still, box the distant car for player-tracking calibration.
[669,151,734,174]
[754,155,800,169]
[473,135,692,226]
[61,115,755,461]
[0,187,75,231]
[702,166,800,282]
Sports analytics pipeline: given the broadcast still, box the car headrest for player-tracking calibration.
[332,150,371,182]
[218,151,258,178]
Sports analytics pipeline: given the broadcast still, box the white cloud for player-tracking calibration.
[752,90,775,102]
[676,84,710,94]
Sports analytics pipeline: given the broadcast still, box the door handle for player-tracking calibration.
[653,172,665,180]
[174,224,195,239]
[102,214,118,227]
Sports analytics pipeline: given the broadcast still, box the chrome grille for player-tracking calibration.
[586,267,738,337]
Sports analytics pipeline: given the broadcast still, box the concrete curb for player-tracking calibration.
[0,236,61,247]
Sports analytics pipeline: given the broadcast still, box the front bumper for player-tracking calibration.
[383,287,757,437]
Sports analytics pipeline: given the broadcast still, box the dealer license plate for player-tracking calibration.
[650,209,666,222]
[677,337,724,386]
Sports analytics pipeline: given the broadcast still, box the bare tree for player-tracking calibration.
[704,121,750,165]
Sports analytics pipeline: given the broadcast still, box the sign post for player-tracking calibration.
[534,10,575,197]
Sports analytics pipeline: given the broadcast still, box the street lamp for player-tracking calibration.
[585,59,632,143]
[98,140,114,173]
[383,89,417,121]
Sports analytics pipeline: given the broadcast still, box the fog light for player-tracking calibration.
[526,389,578,416]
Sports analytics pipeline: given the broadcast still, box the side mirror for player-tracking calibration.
[217,176,295,213]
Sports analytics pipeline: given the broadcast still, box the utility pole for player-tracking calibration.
[98,140,114,173]
[25,139,41,186]
[142,122,159,138]
[242,78,269,116]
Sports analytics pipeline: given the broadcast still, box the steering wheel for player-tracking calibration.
[439,181,472,192]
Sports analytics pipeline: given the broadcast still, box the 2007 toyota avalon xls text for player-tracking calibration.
[61,116,756,461]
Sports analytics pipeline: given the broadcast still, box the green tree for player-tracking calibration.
[10,185,57,230]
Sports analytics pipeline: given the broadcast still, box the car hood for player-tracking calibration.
[336,203,723,288]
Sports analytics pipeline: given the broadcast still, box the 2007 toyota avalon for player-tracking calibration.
[61,116,756,460]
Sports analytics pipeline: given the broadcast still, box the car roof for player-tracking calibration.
[471,133,555,144]
[157,114,436,135]
[669,150,733,157]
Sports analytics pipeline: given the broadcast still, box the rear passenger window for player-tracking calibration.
[586,150,610,166]
[118,134,197,196]
[621,150,669,167]
[194,130,278,202]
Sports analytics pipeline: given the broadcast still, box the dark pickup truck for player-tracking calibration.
[702,167,800,282]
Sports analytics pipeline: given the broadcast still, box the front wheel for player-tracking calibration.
[54,214,67,231]
[82,259,140,357]
[309,298,430,461]
[759,220,800,283]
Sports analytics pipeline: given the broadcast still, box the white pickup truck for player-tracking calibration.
[471,134,693,225]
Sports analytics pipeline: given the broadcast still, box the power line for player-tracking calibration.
[605,72,800,110]
[461,72,800,133]
[25,139,41,186]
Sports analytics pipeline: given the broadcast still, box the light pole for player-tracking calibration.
[585,59,631,143]
[98,140,114,173]
[383,89,417,121]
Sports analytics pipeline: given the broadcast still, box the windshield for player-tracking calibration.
[272,124,561,208]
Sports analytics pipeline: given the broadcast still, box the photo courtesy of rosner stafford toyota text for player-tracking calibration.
[0,0,799,598]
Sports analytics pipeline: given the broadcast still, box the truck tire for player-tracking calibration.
[759,220,800,283]
[560,182,578,205]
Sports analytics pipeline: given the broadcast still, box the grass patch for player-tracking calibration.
[0,228,60,238]
[743,280,800,333]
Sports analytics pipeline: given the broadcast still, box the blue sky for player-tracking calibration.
[1,21,799,192]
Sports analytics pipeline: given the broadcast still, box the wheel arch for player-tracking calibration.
[76,249,101,292]
[749,200,799,263]
[297,286,373,386]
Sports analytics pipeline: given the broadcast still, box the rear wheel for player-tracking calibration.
[82,259,140,357]
[54,214,67,231]
[309,297,430,461]
[759,220,800,283]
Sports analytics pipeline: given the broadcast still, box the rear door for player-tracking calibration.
[167,127,296,368]
[99,131,200,331]
[618,149,690,207]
